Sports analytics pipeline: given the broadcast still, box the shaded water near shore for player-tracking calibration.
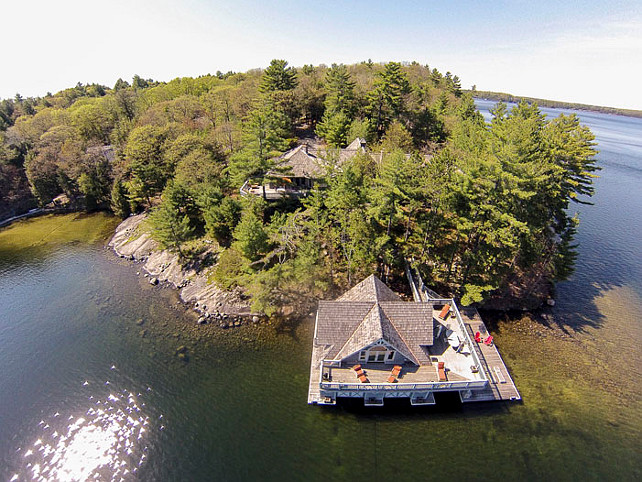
[1,103,642,480]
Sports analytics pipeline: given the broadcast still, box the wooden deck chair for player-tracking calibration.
[438,304,451,319]
[391,365,402,377]
[437,361,447,382]
[475,331,482,343]
[387,375,397,383]
[484,335,494,346]
[358,374,369,383]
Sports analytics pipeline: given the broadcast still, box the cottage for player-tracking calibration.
[308,275,492,406]
[240,138,368,200]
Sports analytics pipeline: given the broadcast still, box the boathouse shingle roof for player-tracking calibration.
[315,275,434,366]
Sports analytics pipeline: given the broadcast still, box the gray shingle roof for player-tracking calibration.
[315,275,434,366]
[336,274,401,302]
[269,145,325,179]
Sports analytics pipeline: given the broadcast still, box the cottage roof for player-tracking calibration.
[86,145,115,163]
[315,275,434,365]
[269,145,325,179]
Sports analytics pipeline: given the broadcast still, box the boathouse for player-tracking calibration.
[308,274,520,406]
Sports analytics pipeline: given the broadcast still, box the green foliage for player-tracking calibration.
[347,118,375,143]
[367,62,411,135]
[232,207,269,262]
[77,152,112,210]
[1,60,599,314]
[460,284,495,306]
[202,193,241,245]
[316,110,351,147]
[212,247,249,289]
[259,59,297,93]
[124,125,173,203]
[227,101,289,187]
[378,121,413,153]
[110,178,131,218]
[147,182,197,256]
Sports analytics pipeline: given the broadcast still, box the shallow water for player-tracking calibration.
[1,103,641,480]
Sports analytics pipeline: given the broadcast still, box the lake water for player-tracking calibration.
[1,103,641,480]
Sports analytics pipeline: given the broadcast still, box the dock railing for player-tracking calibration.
[406,262,489,384]
[318,361,487,392]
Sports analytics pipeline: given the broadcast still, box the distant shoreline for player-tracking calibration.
[470,90,642,119]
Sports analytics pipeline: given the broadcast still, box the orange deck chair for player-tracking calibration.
[438,304,451,319]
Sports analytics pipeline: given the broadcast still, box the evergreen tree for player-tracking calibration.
[110,179,131,218]
[316,64,357,146]
[233,207,269,262]
[259,59,297,93]
[147,182,197,257]
[367,62,410,136]
[226,101,289,187]
[321,64,356,115]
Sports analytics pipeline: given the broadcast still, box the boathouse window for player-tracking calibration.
[387,351,395,361]
[359,351,366,361]
[367,345,389,362]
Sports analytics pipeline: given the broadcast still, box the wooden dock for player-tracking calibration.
[457,307,521,402]
[308,343,335,405]
[407,264,521,403]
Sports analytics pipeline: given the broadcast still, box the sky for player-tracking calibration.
[2,0,641,109]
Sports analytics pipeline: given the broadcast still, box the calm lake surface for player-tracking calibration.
[1,103,641,481]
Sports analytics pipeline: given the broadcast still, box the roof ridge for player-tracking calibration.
[334,301,377,359]
[379,304,422,365]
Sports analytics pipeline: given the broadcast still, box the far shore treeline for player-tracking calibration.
[470,89,642,118]
[0,61,598,314]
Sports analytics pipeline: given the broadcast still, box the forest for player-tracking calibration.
[0,60,598,313]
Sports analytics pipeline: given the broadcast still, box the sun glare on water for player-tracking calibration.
[13,381,159,481]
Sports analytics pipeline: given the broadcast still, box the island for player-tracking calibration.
[0,59,598,323]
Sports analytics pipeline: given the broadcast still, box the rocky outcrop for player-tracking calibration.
[109,214,255,323]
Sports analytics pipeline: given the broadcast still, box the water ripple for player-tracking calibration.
[12,381,159,481]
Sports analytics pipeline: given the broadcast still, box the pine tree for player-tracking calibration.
[259,59,297,93]
[110,179,131,218]
[147,182,197,257]
[367,62,411,136]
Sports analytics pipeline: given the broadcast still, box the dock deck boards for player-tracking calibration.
[308,344,334,405]
[459,307,521,402]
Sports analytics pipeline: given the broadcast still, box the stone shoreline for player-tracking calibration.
[108,214,261,328]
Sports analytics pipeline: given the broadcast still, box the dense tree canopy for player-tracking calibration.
[0,60,598,314]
